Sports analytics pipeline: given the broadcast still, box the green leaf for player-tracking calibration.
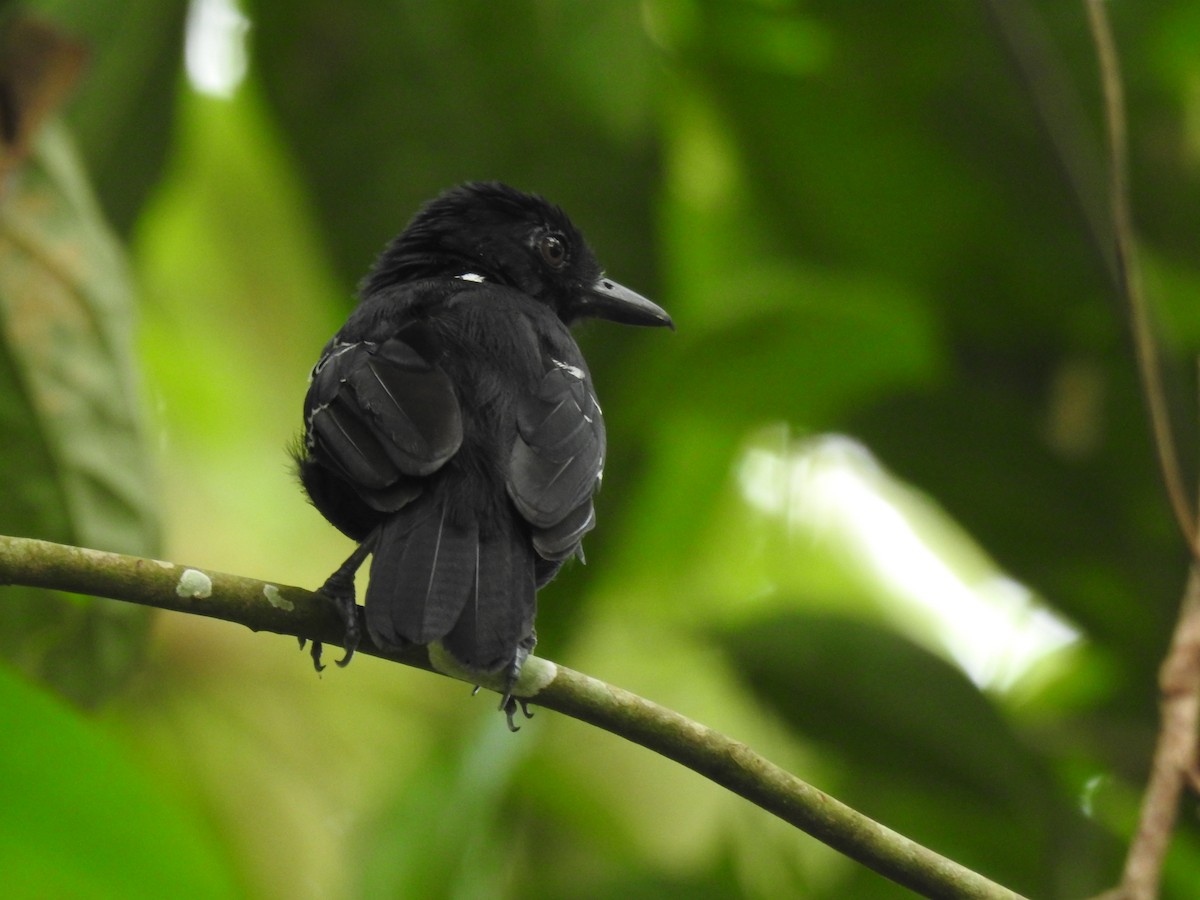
[0,661,241,898]
[0,121,160,703]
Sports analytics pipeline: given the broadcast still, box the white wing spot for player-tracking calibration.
[551,358,585,380]
[304,401,329,448]
[311,340,368,380]
[457,272,486,283]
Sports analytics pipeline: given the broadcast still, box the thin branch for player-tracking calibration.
[1083,0,1196,548]
[0,533,1025,900]
[1080,3,1200,898]
[994,0,1196,546]
[1114,564,1200,900]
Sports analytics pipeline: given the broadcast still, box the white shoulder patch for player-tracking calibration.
[457,272,487,283]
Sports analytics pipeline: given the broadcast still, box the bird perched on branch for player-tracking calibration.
[295,182,673,727]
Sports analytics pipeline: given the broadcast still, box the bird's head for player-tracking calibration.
[362,182,673,329]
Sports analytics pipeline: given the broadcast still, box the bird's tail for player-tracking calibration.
[365,502,537,674]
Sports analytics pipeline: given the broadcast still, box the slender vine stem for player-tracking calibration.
[1083,0,1195,548]
[1081,2,1200,897]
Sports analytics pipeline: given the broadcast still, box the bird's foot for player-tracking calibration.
[497,633,538,731]
[315,566,361,670]
[306,540,373,672]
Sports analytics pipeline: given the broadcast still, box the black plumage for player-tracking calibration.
[295,182,672,725]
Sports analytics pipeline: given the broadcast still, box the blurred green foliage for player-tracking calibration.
[3,1,1200,897]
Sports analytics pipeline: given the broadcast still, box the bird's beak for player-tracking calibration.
[579,277,674,329]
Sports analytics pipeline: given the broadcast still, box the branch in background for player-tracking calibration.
[0,533,1025,900]
[991,0,1195,545]
[1080,2,1200,898]
[1083,0,1195,548]
[1112,564,1200,900]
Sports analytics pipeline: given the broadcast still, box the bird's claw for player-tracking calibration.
[497,638,537,730]
[332,592,360,667]
[308,638,327,673]
[500,694,535,732]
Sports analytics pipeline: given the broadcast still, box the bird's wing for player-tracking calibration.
[507,359,606,561]
[304,322,463,510]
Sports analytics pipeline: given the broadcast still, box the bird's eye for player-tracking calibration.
[539,234,567,268]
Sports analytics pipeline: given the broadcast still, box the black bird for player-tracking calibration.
[295,182,672,726]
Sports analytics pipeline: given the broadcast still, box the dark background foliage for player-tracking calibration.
[2,1,1200,896]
